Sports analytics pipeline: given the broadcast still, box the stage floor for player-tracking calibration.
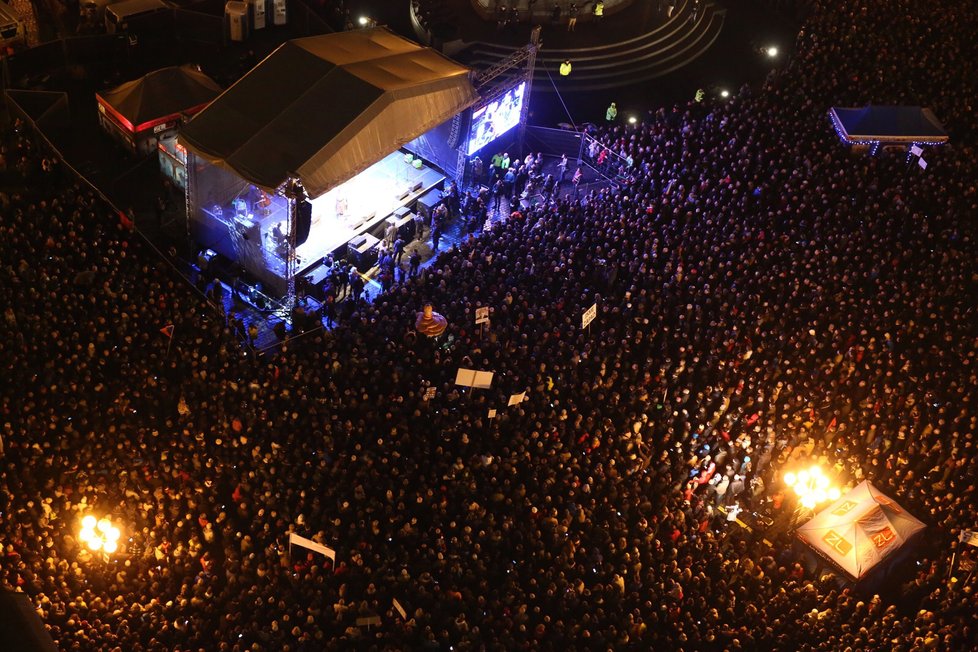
[300,150,444,264]
[200,150,445,291]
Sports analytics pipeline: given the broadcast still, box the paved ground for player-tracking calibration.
[361,0,800,122]
[437,1,673,50]
[360,0,677,50]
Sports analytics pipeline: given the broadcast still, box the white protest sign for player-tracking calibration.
[909,144,923,156]
[456,368,494,388]
[508,391,526,406]
[356,615,381,628]
[582,303,597,329]
[423,386,436,401]
[918,158,927,170]
[488,408,497,418]
[289,532,336,562]
[392,599,407,620]
[473,371,494,389]
[960,529,978,548]
[475,306,490,324]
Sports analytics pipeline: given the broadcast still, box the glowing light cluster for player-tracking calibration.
[79,515,122,554]
[784,465,841,510]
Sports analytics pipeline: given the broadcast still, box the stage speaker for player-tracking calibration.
[296,200,312,246]
[347,233,380,271]
[416,189,443,220]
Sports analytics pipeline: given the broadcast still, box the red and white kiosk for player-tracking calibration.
[96,65,222,157]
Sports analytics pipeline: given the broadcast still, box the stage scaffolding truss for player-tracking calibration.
[472,26,541,160]
[179,27,541,311]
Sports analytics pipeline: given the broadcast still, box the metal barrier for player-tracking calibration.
[581,131,631,183]
[523,125,584,160]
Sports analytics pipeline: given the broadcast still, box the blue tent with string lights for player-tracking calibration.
[829,106,948,146]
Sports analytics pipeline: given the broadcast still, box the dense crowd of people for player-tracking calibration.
[2,0,977,649]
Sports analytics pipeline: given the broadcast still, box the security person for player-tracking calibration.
[606,102,618,121]
[559,59,572,76]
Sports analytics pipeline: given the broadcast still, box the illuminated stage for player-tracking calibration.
[300,150,443,263]
[196,150,445,294]
[180,27,536,301]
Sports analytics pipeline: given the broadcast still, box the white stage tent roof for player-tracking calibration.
[797,480,925,580]
[179,27,478,199]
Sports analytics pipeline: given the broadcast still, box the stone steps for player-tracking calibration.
[462,0,726,92]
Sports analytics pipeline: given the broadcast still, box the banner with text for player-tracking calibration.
[582,303,597,329]
[289,532,336,562]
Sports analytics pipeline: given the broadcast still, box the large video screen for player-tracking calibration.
[465,82,526,155]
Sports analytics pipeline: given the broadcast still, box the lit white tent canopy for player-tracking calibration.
[797,480,925,580]
[179,27,478,199]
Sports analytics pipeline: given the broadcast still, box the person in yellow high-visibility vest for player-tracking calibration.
[594,1,605,19]
[559,59,572,76]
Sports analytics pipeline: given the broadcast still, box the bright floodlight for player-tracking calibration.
[720,89,730,98]
[79,514,122,557]
[358,16,370,26]
[766,46,779,57]
[628,116,637,124]
[784,464,839,511]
